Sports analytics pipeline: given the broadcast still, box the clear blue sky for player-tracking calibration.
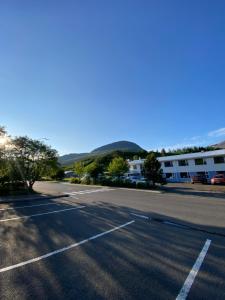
[1,0,225,154]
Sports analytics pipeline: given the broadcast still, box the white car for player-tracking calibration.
[128,176,147,184]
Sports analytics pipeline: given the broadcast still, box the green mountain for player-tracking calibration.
[59,141,145,166]
[58,153,89,166]
[91,141,143,154]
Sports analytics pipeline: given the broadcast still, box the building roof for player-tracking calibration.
[158,149,225,162]
[128,159,145,165]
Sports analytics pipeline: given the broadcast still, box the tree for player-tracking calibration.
[73,161,85,178]
[10,136,58,190]
[108,157,129,178]
[50,167,65,180]
[0,126,8,158]
[133,155,139,160]
[160,148,166,156]
[0,127,11,189]
[84,161,103,182]
[143,152,162,186]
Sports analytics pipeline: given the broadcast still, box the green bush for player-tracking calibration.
[50,169,65,180]
[0,181,29,195]
[81,175,91,185]
[136,182,148,189]
[70,177,81,184]
[123,179,136,188]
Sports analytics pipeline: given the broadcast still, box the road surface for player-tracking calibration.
[0,181,225,299]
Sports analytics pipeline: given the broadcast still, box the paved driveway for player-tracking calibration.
[0,181,225,299]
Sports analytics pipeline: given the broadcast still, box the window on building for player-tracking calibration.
[214,156,225,164]
[195,158,206,165]
[165,173,173,178]
[133,165,137,170]
[178,160,188,166]
[180,172,189,178]
[197,172,206,176]
[164,161,173,167]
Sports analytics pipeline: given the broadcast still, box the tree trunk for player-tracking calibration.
[28,180,34,190]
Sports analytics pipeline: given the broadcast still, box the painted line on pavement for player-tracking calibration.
[0,220,135,273]
[0,202,65,211]
[130,212,150,220]
[119,188,162,194]
[63,188,115,196]
[176,239,211,300]
[0,205,85,223]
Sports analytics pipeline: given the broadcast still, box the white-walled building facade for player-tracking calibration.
[127,149,225,183]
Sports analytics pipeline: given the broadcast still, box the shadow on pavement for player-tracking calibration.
[161,185,225,199]
[0,199,225,300]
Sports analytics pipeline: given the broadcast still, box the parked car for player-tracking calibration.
[191,175,208,184]
[211,174,225,185]
[128,176,147,184]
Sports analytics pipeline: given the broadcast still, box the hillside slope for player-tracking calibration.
[91,140,144,154]
[58,153,89,166]
[59,140,145,166]
[212,140,225,149]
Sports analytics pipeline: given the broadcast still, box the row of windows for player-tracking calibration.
[164,156,225,168]
[165,171,225,179]
[165,172,190,179]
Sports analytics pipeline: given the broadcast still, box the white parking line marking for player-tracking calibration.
[176,239,211,300]
[0,202,63,211]
[119,188,162,194]
[0,206,85,222]
[130,213,150,220]
[0,220,135,273]
[63,188,115,196]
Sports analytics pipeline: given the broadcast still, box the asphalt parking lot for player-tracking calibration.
[0,182,225,299]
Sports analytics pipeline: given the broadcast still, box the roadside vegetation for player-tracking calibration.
[65,151,165,189]
[1,125,216,194]
[158,146,218,157]
[0,126,63,195]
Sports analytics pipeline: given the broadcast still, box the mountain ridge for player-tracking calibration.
[58,140,144,166]
[212,140,225,149]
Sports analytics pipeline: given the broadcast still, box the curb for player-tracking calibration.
[161,188,225,196]
[119,187,162,194]
[0,194,69,204]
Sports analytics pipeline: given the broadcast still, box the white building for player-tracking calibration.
[127,158,145,176]
[127,149,225,183]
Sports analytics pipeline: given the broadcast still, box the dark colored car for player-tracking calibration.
[191,175,208,184]
[211,174,225,185]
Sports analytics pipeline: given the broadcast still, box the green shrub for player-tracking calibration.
[81,175,91,185]
[70,177,81,184]
[0,181,29,195]
[136,182,148,189]
[123,179,136,188]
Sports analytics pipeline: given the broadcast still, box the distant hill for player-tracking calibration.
[58,153,89,166]
[212,140,225,149]
[59,140,145,166]
[91,141,143,154]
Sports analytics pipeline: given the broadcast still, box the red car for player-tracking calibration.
[211,174,225,185]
